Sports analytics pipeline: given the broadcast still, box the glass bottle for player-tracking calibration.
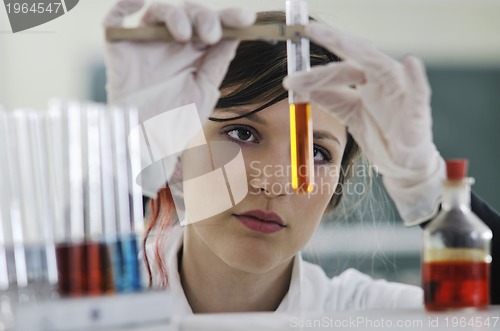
[422,159,492,311]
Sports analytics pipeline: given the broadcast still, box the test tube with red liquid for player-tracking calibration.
[49,102,114,297]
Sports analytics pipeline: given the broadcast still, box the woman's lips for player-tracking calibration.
[233,210,286,234]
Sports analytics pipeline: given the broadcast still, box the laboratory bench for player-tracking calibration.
[151,307,500,331]
[6,291,500,331]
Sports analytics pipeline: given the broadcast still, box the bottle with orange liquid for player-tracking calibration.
[422,159,492,311]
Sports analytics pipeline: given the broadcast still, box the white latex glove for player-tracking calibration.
[103,0,255,196]
[284,22,445,226]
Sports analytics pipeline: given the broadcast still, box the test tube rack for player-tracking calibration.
[12,291,172,331]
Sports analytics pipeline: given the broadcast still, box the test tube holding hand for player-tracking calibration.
[105,4,312,192]
[287,0,314,193]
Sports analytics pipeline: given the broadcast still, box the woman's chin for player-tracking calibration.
[217,240,287,274]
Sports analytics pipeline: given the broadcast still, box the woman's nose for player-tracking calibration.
[248,152,292,198]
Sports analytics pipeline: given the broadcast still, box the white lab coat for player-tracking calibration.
[146,225,423,314]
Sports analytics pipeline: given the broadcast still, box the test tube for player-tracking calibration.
[126,109,145,241]
[12,111,44,299]
[49,101,116,297]
[45,103,71,296]
[3,112,30,303]
[109,107,142,293]
[26,110,59,298]
[83,104,114,296]
[99,105,118,246]
[286,0,314,193]
[48,101,86,297]
[126,108,145,291]
[0,109,15,322]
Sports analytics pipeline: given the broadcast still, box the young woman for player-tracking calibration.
[104,0,500,313]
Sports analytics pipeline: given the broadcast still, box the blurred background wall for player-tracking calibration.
[1,0,499,284]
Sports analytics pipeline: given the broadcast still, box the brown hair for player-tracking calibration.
[143,11,360,287]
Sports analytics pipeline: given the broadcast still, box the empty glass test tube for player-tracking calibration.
[0,110,58,316]
[25,110,59,299]
[3,112,30,303]
[0,109,16,323]
[286,0,314,193]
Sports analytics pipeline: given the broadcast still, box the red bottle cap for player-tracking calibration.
[446,159,468,180]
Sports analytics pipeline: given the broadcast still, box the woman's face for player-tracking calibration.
[181,99,347,273]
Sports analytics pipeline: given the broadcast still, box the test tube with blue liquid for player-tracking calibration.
[106,107,143,293]
[124,107,144,292]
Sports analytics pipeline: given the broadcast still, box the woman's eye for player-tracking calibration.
[313,145,332,164]
[225,127,259,143]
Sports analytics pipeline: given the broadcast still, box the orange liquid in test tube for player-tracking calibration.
[290,102,314,193]
[287,0,313,193]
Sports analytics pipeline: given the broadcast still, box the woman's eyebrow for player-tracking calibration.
[212,108,267,125]
[313,130,341,146]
